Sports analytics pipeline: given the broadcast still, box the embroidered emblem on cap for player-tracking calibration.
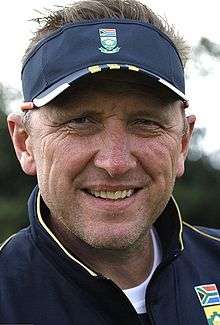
[99,28,120,54]
[195,284,220,324]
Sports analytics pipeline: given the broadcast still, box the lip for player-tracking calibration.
[80,187,143,211]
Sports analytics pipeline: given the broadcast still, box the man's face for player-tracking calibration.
[20,73,193,250]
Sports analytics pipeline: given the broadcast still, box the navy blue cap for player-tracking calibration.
[22,19,187,107]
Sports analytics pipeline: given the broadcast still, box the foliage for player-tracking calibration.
[194,37,220,59]
[174,127,220,228]
[174,158,220,228]
[0,84,36,242]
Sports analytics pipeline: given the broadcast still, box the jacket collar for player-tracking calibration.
[154,196,184,260]
[28,185,184,277]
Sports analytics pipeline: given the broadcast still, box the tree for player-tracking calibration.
[174,127,220,228]
[0,84,36,242]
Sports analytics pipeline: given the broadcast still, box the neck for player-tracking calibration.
[47,217,154,290]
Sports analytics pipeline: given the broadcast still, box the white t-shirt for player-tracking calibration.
[123,228,162,314]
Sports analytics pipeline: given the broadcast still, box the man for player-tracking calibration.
[1,0,220,324]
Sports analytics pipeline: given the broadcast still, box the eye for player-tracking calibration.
[65,115,100,128]
[63,114,101,135]
[70,116,93,124]
[132,118,159,127]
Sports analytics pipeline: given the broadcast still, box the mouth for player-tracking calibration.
[83,188,141,201]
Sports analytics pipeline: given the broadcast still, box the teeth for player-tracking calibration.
[89,189,134,200]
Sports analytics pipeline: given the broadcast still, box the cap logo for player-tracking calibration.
[99,28,120,54]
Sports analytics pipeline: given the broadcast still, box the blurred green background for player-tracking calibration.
[1,36,220,243]
[0,85,37,242]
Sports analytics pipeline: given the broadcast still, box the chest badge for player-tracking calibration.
[195,284,220,324]
[99,29,120,54]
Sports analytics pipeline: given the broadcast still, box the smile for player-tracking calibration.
[84,188,143,201]
[81,187,144,210]
[87,189,135,200]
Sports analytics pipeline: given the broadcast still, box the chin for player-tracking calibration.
[80,225,148,251]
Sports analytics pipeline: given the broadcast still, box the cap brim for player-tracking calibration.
[33,64,187,107]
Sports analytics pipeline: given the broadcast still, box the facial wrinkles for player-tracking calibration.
[32,93,182,145]
[31,87,183,182]
[29,112,70,195]
[37,97,181,175]
[135,122,182,194]
[136,138,174,188]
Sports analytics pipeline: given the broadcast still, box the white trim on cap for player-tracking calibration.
[33,83,70,107]
[32,65,187,108]
[158,78,187,101]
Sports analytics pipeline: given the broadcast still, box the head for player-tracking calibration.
[23,0,190,66]
[8,0,195,251]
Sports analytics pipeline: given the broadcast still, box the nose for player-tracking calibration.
[93,126,137,177]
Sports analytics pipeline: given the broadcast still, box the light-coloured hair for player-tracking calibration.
[24,0,189,66]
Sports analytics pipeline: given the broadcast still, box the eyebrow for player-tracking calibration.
[47,106,105,122]
[127,103,173,115]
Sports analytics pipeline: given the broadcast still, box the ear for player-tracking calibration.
[176,115,196,178]
[7,113,37,176]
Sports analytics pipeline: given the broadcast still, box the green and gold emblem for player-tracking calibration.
[99,29,120,54]
[195,284,220,324]
[204,305,220,325]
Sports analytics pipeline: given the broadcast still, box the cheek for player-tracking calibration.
[35,135,94,190]
[134,136,181,179]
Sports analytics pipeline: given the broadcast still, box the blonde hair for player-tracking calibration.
[24,0,189,66]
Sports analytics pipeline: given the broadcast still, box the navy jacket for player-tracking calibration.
[0,186,220,325]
